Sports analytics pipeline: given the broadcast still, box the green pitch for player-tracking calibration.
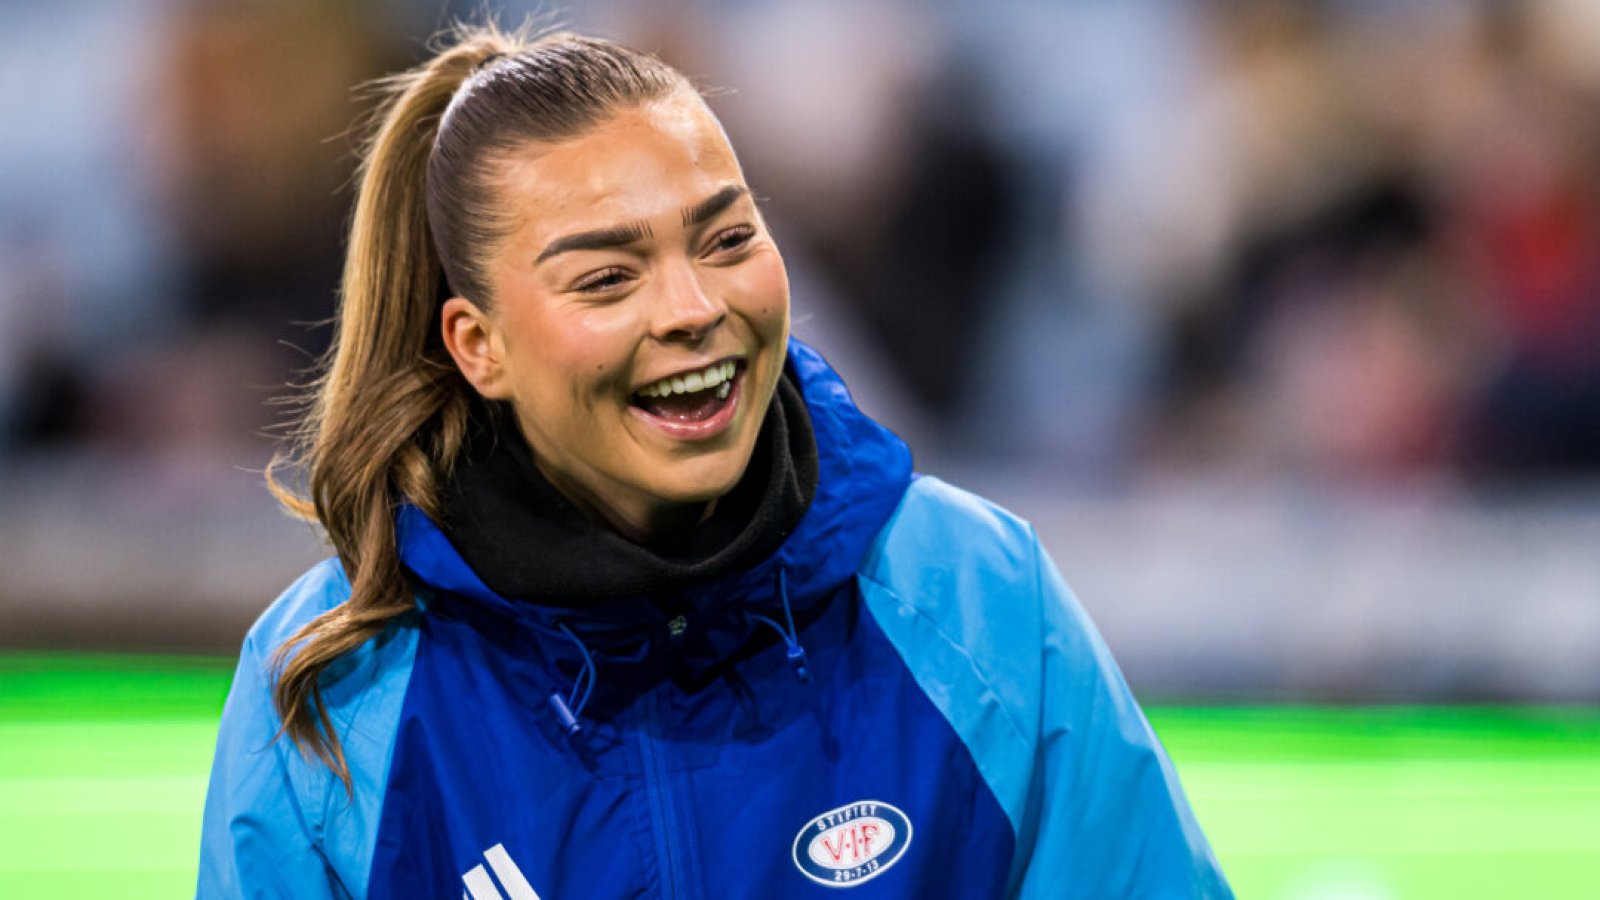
[2,653,1597,898]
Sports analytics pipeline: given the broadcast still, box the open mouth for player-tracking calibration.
[629,359,743,425]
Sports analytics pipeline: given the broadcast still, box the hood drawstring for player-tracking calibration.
[548,622,596,736]
[749,567,811,684]
[551,567,809,737]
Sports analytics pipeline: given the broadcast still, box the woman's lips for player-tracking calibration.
[627,363,743,440]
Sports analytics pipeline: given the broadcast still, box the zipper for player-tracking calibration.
[639,687,686,899]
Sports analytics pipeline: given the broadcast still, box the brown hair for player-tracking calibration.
[267,22,689,784]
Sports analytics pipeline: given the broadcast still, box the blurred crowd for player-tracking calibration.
[4,0,1598,487]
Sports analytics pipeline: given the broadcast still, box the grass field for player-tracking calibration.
[2,653,1597,898]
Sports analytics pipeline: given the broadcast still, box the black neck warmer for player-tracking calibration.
[436,374,819,606]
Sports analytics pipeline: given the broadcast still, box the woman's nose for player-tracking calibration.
[650,267,726,344]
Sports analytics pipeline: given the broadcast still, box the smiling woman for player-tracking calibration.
[197,22,1230,900]
[441,96,789,541]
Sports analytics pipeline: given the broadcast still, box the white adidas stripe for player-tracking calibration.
[462,863,501,900]
[461,844,542,900]
[484,843,541,900]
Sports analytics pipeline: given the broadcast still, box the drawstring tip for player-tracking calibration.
[549,692,583,736]
[753,568,811,684]
[786,645,812,684]
[552,622,596,740]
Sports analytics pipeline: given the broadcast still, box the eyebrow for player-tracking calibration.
[682,185,747,228]
[534,185,749,264]
[536,222,651,263]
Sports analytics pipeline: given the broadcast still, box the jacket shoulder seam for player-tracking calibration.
[855,567,1035,753]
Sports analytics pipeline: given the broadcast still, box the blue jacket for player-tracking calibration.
[199,341,1230,899]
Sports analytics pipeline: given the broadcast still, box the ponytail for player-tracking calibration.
[266,26,519,786]
[266,22,691,787]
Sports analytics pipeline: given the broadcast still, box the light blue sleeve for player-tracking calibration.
[197,624,341,899]
[1016,532,1230,898]
[197,559,417,900]
[859,478,1231,898]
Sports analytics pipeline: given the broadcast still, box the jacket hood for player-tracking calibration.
[394,339,913,671]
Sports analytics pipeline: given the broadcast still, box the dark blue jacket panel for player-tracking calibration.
[365,577,1013,899]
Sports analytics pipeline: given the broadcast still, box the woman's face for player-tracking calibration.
[443,91,791,542]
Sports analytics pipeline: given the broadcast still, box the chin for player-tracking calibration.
[646,449,751,505]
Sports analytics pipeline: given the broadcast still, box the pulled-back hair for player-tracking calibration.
[267,22,689,784]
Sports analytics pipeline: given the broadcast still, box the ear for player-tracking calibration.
[441,297,512,399]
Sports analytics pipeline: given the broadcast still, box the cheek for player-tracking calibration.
[728,251,791,336]
[501,312,634,408]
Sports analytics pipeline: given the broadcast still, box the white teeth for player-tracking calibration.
[636,360,738,399]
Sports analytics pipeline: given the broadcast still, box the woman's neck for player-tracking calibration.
[530,451,716,546]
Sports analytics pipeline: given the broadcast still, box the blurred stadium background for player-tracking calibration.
[2,0,1597,896]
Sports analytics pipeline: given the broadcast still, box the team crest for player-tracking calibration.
[792,800,913,887]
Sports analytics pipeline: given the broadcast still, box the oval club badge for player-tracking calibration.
[792,800,913,888]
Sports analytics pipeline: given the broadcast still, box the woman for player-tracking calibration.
[198,24,1230,899]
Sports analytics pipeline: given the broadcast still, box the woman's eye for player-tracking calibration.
[575,268,629,293]
[706,226,755,256]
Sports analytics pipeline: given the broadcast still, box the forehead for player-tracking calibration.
[492,93,744,240]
